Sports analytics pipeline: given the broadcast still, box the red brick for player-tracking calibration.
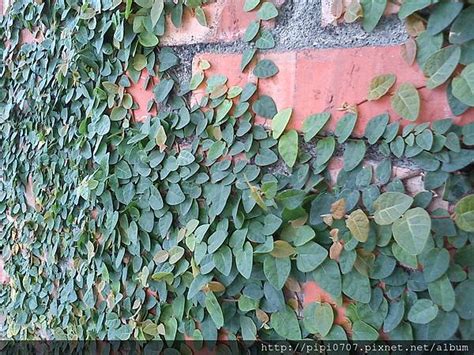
[160,0,284,46]
[0,256,9,285]
[192,46,474,137]
[126,69,158,122]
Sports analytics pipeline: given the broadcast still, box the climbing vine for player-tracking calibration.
[338,0,474,116]
[0,0,474,349]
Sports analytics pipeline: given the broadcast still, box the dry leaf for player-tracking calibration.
[270,240,296,258]
[344,0,362,23]
[256,309,270,324]
[290,215,308,227]
[405,15,425,37]
[288,298,299,311]
[353,250,375,276]
[330,240,344,261]
[207,281,226,292]
[323,214,334,226]
[331,0,344,20]
[285,277,301,292]
[329,228,339,242]
[401,38,417,66]
[331,198,346,219]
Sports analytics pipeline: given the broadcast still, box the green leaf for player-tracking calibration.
[449,6,474,45]
[115,160,132,179]
[133,54,147,71]
[391,83,420,121]
[240,316,257,340]
[311,259,342,298]
[365,113,389,144]
[447,80,470,116]
[303,302,334,336]
[150,0,164,26]
[190,71,204,90]
[195,6,207,26]
[154,79,174,102]
[296,242,327,273]
[255,29,275,49]
[452,63,474,106]
[390,136,405,158]
[415,129,433,150]
[166,184,185,205]
[392,208,431,255]
[263,255,291,289]
[244,0,260,12]
[445,131,460,152]
[373,192,413,225]
[235,242,253,279]
[302,112,331,142]
[275,189,306,209]
[416,31,444,69]
[463,123,474,145]
[346,209,370,242]
[243,20,260,42]
[213,246,232,276]
[398,0,432,20]
[208,230,228,253]
[241,48,257,72]
[343,140,366,171]
[271,306,302,340]
[316,136,335,166]
[207,141,226,161]
[111,106,127,121]
[368,74,396,101]
[428,275,455,312]
[352,320,379,341]
[422,248,450,283]
[424,46,461,89]
[169,246,185,264]
[335,112,357,144]
[383,300,405,333]
[454,195,474,232]
[272,108,292,139]
[205,292,224,328]
[139,31,159,47]
[427,2,464,36]
[455,280,474,319]
[407,299,439,324]
[342,270,371,303]
[109,324,133,340]
[360,0,387,32]
[253,59,279,78]
[215,99,233,123]
[177,150,195,166]
[257,2,278,20]
[278,130,298,168]
[252,95,277,118]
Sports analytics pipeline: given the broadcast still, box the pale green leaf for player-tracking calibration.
[391,83,420,121]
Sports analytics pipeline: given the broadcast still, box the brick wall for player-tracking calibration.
[124,0,474,324]
[4,0,474,331]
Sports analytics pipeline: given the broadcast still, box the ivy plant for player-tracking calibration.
[0,0,474,349]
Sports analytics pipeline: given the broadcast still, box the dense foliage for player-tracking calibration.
[0,0,474,348]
